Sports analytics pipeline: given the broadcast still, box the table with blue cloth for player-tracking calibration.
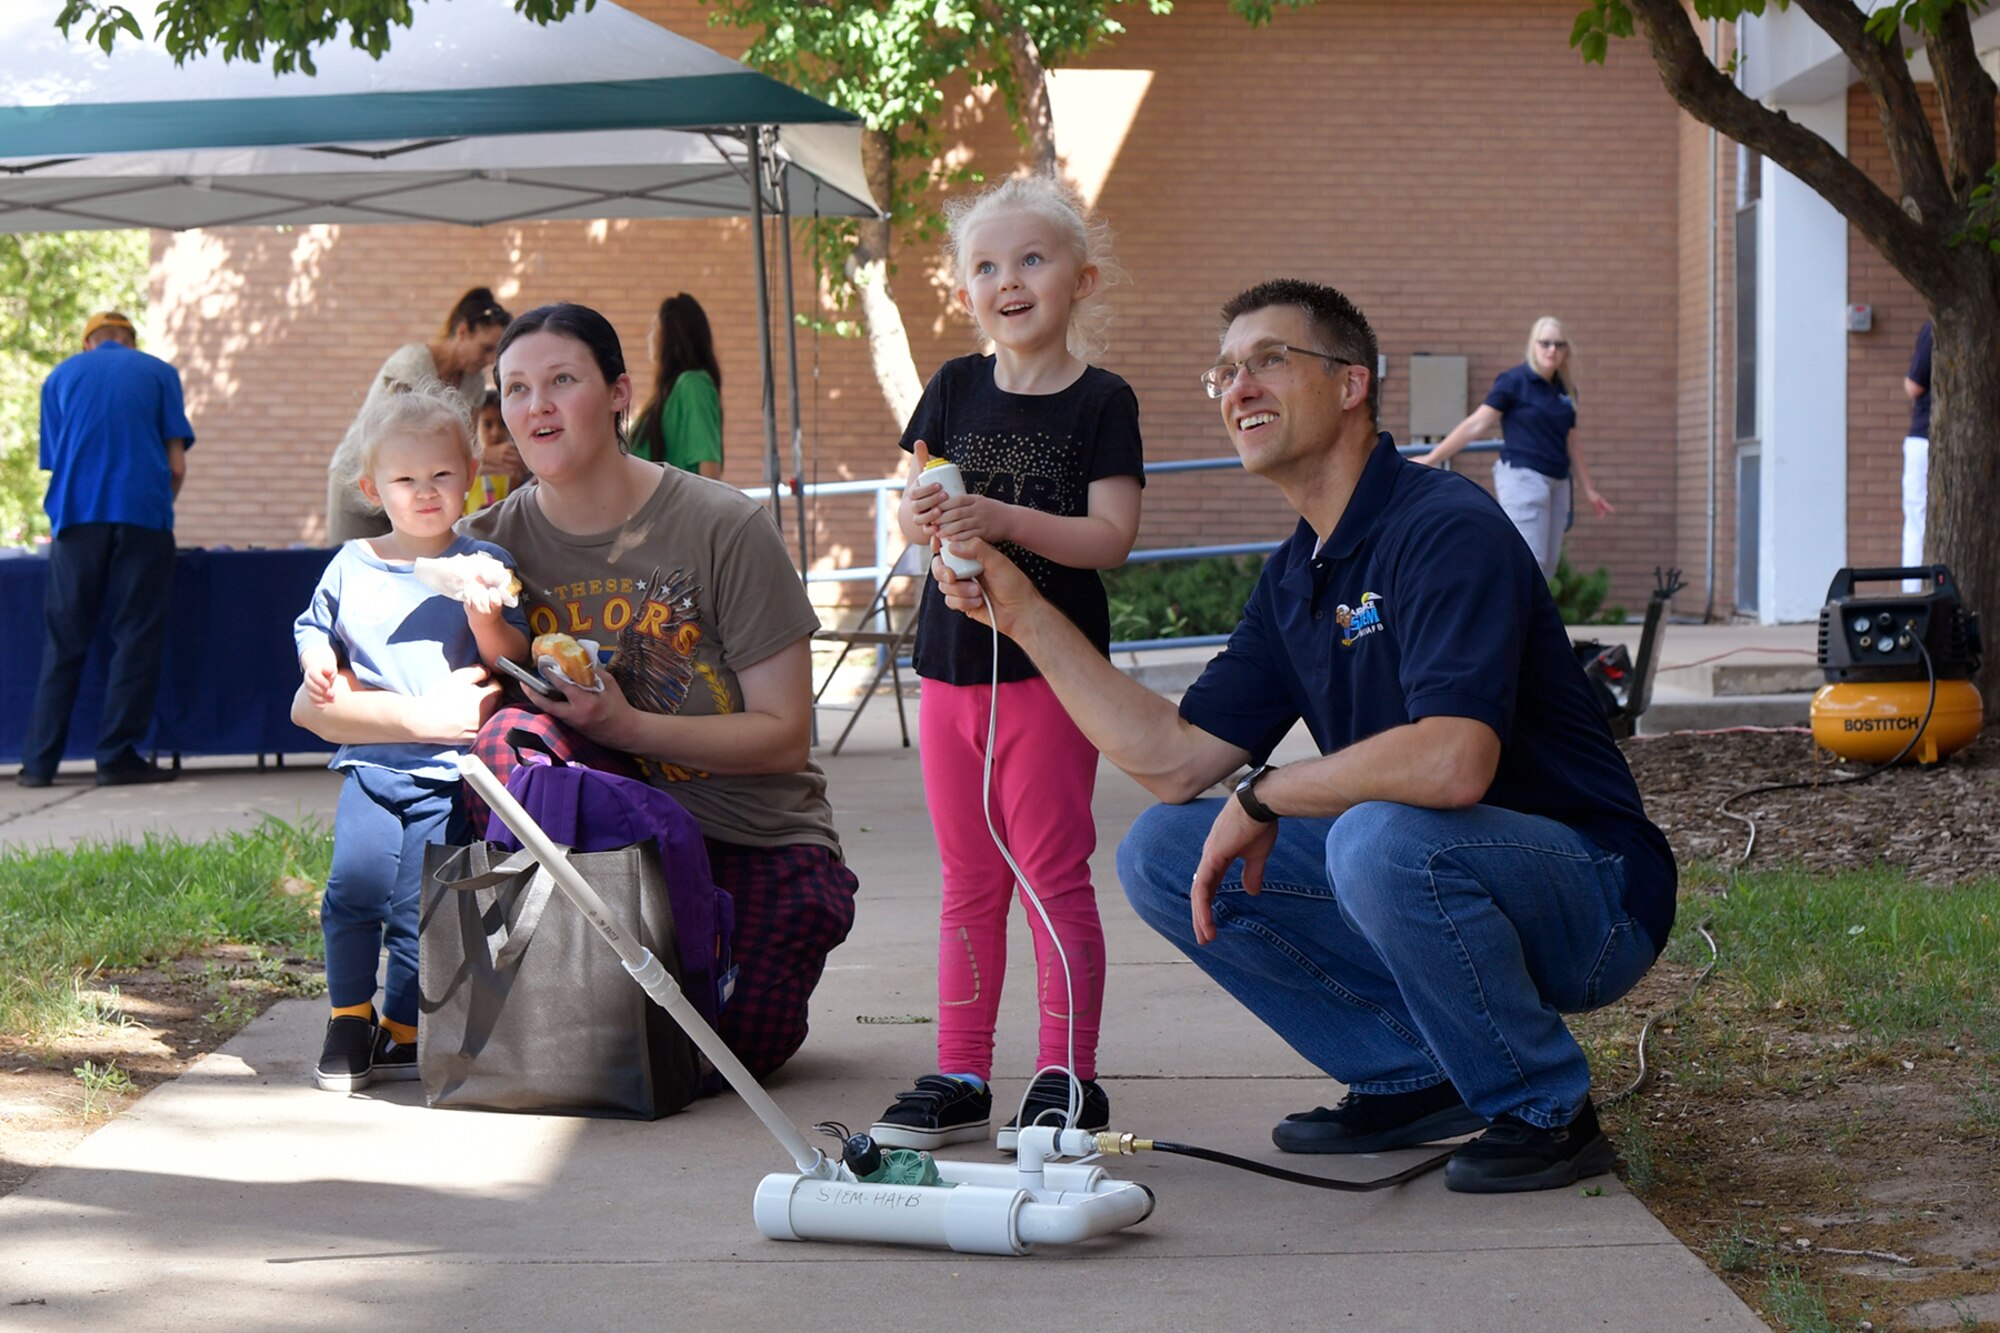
[2,547,337,766]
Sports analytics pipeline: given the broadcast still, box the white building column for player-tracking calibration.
[1755,94,1848,623]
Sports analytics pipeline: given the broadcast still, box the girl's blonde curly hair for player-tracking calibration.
[335,384,478,509]
[944,173,1122,362]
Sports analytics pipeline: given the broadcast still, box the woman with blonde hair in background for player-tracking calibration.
[1418,316,1613,579]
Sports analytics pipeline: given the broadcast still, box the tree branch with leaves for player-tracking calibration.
[1573,0,2000,713]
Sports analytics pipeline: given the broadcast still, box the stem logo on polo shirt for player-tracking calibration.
[1334,591,1385,647]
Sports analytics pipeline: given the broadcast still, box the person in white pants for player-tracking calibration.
[1902,320,1932,589]
[1416,316,1614,580]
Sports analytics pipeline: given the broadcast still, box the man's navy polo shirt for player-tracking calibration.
[40,342,195,535]
[1485,363,1575,480]
[1179,433,1676,952]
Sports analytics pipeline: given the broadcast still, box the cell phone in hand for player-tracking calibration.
[496,655,559,698]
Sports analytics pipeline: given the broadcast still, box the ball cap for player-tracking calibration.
[82,310,138,345]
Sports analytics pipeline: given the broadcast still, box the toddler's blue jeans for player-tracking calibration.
[1117,798,1657,1129]
[324,765,463,1028]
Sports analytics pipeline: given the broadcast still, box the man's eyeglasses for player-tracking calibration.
[1200,344,1353,398]
[1536,339,1568,350]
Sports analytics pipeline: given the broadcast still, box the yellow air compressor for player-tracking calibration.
[1811,565,1983,765]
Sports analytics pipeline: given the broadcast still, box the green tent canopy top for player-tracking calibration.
[0,0,879,230]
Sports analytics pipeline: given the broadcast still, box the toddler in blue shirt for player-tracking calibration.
[295,386,528,1092]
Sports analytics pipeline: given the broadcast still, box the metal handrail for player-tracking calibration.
[765,440,1502,591]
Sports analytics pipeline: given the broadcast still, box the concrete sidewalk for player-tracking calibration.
[0,706,1765,1330]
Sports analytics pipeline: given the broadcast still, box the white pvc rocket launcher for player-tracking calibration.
[457,754,1155,1256]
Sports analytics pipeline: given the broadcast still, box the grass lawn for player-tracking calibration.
[0,818,330,1046]
[1574,861,2000,1331]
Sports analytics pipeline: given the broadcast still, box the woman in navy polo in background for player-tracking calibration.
[1417,316,1613,579]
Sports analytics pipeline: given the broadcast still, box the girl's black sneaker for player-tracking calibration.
[314,1013,378,1092]
[870,1074,993,1149]
[372,1027,420,1082]
[997,1073,1110,1152]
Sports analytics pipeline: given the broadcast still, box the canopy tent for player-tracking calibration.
[0,0,882,558]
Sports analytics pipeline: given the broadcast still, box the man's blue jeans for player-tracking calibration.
[1117,799,1657,1129]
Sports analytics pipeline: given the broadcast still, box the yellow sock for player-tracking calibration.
[331,1002,374,1021]
[380,1017,417,1045]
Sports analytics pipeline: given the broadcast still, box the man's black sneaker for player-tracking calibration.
[372,1027,420,1082]
[1444,1097,1617,1193]
[1273,1080,1487,1154]
[996,1072,1111,1152]
[314,1013,378,1092]
[870,1075,993,1149]
[15,769,53,789]
[95,756,176,787]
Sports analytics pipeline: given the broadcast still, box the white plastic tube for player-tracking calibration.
[753,1172,1153,1255]
[1014,1183,1156,1246]
[755,1175,1028,1255]
[933,1160,1107,1192]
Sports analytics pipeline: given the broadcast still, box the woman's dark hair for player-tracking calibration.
[440,286,513,339]
[494,302,630,445]
[636,292,723,449]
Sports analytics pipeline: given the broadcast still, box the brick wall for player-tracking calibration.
[1672,22,1737,620]
[1844,82,1937,573]
[152,0,1686,611]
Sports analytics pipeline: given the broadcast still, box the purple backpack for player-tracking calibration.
[485,733,736,1033]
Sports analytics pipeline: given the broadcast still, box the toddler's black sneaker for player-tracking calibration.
[1272,1080,1486,1154]
[315,1013,378,1092]
[372,1027,420,1082]
[997,1072,1110,1152]
[1444,1097,1617,1193]
[870,1074,993,1149]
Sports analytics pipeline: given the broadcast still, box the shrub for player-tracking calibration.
[1104,554,1265,642]
[1551,553,1627,625]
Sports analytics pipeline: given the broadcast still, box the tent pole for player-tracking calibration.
[746,127,785,539]
[778,159,809,575]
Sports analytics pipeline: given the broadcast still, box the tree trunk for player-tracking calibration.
[1925,299,2000,713]
[1619,0,2000,719]
[843,127,924,428]
[1002,26,1058,176]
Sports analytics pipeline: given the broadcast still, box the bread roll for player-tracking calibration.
[532,632,598,688]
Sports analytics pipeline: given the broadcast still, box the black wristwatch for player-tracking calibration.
[1234,763,1280,823]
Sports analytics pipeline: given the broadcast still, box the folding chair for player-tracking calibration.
[812,542,925,755]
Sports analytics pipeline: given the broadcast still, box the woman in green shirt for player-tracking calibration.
[630,292,724,477]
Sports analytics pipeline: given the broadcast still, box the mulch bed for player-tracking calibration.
[1624,724,2000,881]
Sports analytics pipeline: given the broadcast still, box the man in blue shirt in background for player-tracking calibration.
[927,278,1675,1193]
[17,311,194,788]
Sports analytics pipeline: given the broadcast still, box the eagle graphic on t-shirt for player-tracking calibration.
[609,566,701,716]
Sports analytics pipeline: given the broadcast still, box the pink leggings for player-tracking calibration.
[921,676,1105,1081]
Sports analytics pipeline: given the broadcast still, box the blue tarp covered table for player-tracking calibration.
[1,546,337,766]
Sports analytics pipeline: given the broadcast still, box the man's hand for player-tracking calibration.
[931,537,1045,641]
[1190,796,1279,946]
[1584,486,1615,519]
[535,666,638,752]
[299,644,339,707]
[420,666,502,746]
